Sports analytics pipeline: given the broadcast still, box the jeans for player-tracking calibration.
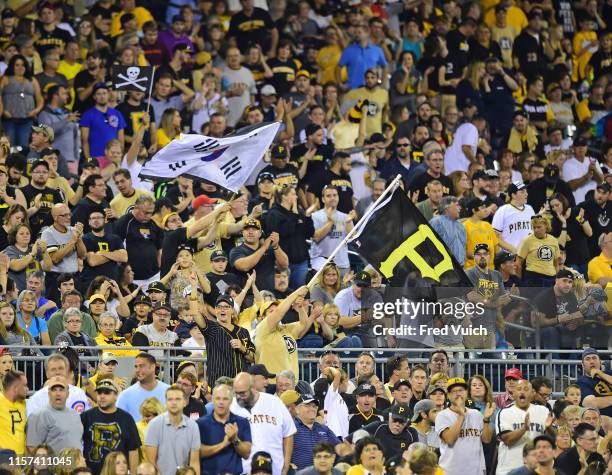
[289,260,309,288]
[568,263,587,279]
[298,333,324,349]
[541,326,579,361]
[334,335,362,348]
[2,118,33,150]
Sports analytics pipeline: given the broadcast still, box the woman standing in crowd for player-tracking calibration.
[4,224,52,291]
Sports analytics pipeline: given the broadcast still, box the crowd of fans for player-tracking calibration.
[0,0,609,473]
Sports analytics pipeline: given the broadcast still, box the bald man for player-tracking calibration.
[230,373,296,475]
[41,204,87,302]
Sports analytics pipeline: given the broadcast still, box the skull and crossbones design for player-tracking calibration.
[116,67,147,91]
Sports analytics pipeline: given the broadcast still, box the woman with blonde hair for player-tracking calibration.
[408,447,439,475]
[56,448,87,475]
[555,424,573,457]
[137,397,165,458]
[0,300,42,355]
[157,108,181,149]
[0,347,13,390]
[310,262,345,308]
[456,61,486,113]
[320,303,362,349]
[516,215,560,288]
[100,451,129,475]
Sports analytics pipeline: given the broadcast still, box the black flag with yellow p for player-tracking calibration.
[350,187,471,290]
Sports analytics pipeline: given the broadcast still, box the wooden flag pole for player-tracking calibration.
[146,66,156,115]
[306,173,403,289]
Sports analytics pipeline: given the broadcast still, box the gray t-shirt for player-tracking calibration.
[465,266,505,331]
[310,209,351,269]
[144,412,200,475]
[41,225,79,273]
[26,405,84,453]
[221,66,256,127]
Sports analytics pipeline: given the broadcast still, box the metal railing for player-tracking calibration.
[6,346,610,396]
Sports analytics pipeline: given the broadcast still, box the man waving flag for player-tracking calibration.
[139,122,281,193]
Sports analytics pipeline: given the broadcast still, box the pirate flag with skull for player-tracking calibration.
[111,65,154,92]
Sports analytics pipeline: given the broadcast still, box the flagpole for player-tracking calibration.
[306,174,403,289]
[146,66,156,115]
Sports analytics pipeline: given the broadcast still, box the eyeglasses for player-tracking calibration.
[216,304,232,310]
[397,143,410,148]
[66,319,82,324]
[56,213,71,218]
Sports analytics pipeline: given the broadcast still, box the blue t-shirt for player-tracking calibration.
[577,370,612,418]
[116,381,170,422]
[338,42,387,90]
[197,412,252,475]
[37,297,58,321]
[79,106,126,158]
[17,312,48,343]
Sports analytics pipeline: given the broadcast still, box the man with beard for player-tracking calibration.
[409,149,453,200]
[198,384,252,475]
[409,124,430,164]
[230,372,296,475]
[496,380,554,475]
[81,210,127,292]
[343,69,389,136]
[581,183,611,258]
[21,159,64,237]
[436,378,494,475]
[118,294,152,339]
[466,244,510,349]
[81,379,140,475]
[0,370,28,455]
[576,348,612,418]
[308,152,355,214]
[188,280,255,386]
[379,137,419,184]
[411,399,441,448]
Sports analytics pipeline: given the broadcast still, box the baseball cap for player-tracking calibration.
[172,14,185,22]
[472,169,488,181]
[176,360,196,375]
[152,302,172,313]
[581,348,599,360]
[47,376,67,389]
[447,377,468,391]
[544,164,560,184]
[215,294,235,307]
[40,147,60,159]
[147,281,168,294]
[556,269,574,280]
[513,109,529,120]
[495,2,509,12]
[251,452,273,474]
[195,51,211,67]
[533,434,556,449]
[192,194,217,210]
[88,293,106,304]
[385,403,408,422]
[261,85,277,96]
[257,172,275,184]
[30,159,50,171]
[368,132,385,145]
[258,300,279,318]
[295,70,310,79]
[279,390,301,405]
[393,379,411,391]
[411,400,435,422]
[546,82,561,95]
[83,157,100,168]
[507,181,526,196]
[474,243,490,255]
[211,249,228,261]
[100,352,118,365]
[270,144,287,159]
[504,368,523,380]
[133,294,152,306]
[355,271,371,287]
[1,8,16,19]
[485,169,499,179]
[92,82,109,93]
[96,379,119,393]
[573,136,588,147]
[247,364,276,379]
[428,386,447,396]
[597,183,611,193]
[243,218,261,230]
[494,251,516,268]
[355,383,376,396]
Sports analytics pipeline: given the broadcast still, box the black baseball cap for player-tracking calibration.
[147,281,168,294]
[251,452,273,474]
[247,364,276,379]
[393,379,411,391]
[507,181,527,196]
[467,197,486,214]
[30,159,49,171]
[257,172,275,184]
[533,434,556,449]
[494,251,515,268]
[390,403,410,422]
[152,302,172,313]
[596,183,611,193]
[474,243,490,255]
[355,271,371,287]
[556,269,574,280]
[211,249,228,261]
[355,383,376,396]
[544,164,560,184]
[83,157,100,168]
[215,294,234,307]
[270,145,287,159]
[133,294,152,306]
[573,136,588,147]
